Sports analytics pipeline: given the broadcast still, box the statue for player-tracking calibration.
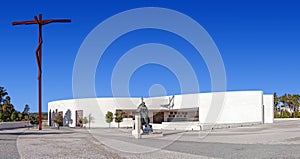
[137,98,149,126]
[136,97,153,133]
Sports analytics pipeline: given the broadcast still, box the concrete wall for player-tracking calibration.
[174,91,264,124]
[48,91,272,128]
[263,95,274,123]
[48,97,170,128]
[199,91,264,124]
[0,121,29,129]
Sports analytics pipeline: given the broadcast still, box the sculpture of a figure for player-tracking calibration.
[51,110,56,127]
[137,100,150,126]
[136,98,153,133]
[63,109,73,126]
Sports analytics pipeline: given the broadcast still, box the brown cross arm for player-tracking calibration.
[12,19,71,26]
[12,20,38,25]
[42,19,71,25]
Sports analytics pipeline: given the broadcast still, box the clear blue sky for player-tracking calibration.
[0,0,299,112]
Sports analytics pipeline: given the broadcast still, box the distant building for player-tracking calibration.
[48,91,274,130]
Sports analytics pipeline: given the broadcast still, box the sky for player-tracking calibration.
[0,0,299,112]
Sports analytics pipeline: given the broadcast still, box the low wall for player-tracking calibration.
[200,122,262,130]
[161,121,200,130]
[274,118,300,121]
[109,118,133,128]
[152,121,262,131]
[0,121,29,129]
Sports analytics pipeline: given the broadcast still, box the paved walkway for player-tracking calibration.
[0,119,300,158]
[0,128,23,159]
[88,119,300,158]
[17,127,122,159]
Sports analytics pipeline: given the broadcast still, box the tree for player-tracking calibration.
[23,115,29,121]
[115,111,124,128]
[22,105,30,121]
[2,96,15,121]
[10,111,16,121]
[0,86,30,122]
[0,87,8,105]
[17,112,23,121]
[29,114,38,125]
[280,94,288,106]
[79,118,83,126]
[291,94,300,117]
[274,93,300,118]
[79,117,88,128]
[54,114,63,129]
[105,111,113,128]
[274,92,279,111]
[0,110,3,122]
[22,104,30,115]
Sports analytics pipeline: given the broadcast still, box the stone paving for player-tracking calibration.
[0,119,300,158]
[16,128,122,159]
[88,119,300,159]
[0,128,22,159]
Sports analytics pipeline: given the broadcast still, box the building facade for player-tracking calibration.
[48,91,274,130]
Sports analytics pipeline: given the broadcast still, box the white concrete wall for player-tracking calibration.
[48,99,77,127]
[174,91,264,124]
[196,91,263,124]
[48,97,169,128]
[48,91,269,128]
[49,98,139,128]
[263,95,274,123]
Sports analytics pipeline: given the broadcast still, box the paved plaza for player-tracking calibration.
[0,119,300,158]
[89,119,300,159]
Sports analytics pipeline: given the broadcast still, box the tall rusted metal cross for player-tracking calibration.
[12,14,71,130]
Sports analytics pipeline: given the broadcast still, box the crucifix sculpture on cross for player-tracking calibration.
[12,14,71,130]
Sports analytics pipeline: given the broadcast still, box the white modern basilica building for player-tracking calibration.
[48,91,274,131]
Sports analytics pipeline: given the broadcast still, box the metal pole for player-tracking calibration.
[38,15,43,130]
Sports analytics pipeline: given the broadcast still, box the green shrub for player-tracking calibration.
[280,111,291,118]
[29,115,38,125]
[274,111,280,118]
[79,117,87,124]
[294,111,300,118]
[82,117,88,124]
[54,115,63,126]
